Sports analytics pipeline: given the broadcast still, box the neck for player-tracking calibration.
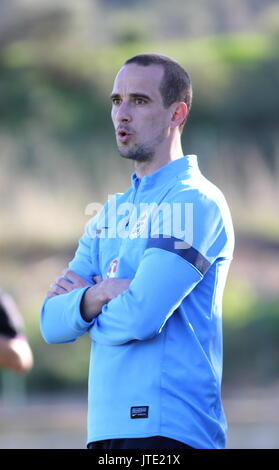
[134,136,184,179]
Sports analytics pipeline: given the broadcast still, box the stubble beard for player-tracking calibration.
[117,128,167,163]
[118,143,154,162]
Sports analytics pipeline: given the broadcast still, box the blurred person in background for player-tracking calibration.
[41,54,234,449]
[0,290,33,374]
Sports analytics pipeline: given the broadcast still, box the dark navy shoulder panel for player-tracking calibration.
[146,235,211,276]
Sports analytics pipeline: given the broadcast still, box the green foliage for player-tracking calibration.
[223,285,279,386]
[0,62,32,128]
[223,280,256,326]
[0,60,109,139]
[1,30,278,138]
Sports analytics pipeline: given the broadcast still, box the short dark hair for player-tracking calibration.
[124,53,192,132]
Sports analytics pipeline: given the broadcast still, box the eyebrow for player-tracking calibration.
[110,92,152,101]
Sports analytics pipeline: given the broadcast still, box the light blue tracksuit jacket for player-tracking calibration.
[40,155,234,448]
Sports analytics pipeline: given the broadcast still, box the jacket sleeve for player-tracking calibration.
[40,230,97,344]
[90,196,233,346]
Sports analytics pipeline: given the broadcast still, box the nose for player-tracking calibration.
[115,101,132,123]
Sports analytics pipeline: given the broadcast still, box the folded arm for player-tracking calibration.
[41,197,229,346]
[90,240,204,345]
[40,232,132,343]
[89,197,229,345]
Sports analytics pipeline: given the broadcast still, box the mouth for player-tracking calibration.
[117,128,133,143]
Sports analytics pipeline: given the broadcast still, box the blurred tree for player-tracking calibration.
[0,4,70,50]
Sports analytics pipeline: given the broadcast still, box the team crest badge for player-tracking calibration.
[107,258,119,278]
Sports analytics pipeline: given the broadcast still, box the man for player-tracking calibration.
[41,54,234,449]
[0,290,33,374]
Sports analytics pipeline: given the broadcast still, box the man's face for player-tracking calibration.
[110,63,171,162]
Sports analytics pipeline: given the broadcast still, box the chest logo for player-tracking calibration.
[129,212,148,239]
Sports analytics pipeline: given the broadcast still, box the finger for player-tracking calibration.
[55,276,74,291]
[63,269,89,286]
[93,275,102,284]
[62,269,75,283]
[46,287,63,298]
[49,283,67,296]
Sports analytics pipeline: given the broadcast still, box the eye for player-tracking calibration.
[135,98,146,105]
[112,98,121,105]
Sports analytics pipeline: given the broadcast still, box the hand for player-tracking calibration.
[81,277,133,322]
[93,277,132,302]
[46,269,92,298]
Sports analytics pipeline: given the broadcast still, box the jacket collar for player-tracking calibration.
[131,155,200,191]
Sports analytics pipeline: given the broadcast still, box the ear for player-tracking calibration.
[170,102,188,129]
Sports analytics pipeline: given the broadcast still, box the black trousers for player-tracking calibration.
[88,436,193,449]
